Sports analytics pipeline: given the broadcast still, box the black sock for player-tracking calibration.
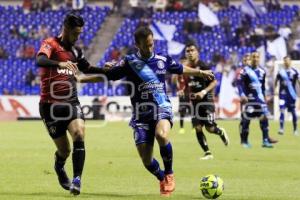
[210,126,222,136]
[72,141,85,178]
[196,130,209,152]
[180,113,184,128]
[55,151,67,169]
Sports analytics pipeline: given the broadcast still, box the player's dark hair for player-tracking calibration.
[63,13,84,29]
[184,41,199,52]
[134,26,153,44]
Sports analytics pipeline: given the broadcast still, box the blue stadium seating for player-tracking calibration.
[0,5,299,96]
[0,5,110,95]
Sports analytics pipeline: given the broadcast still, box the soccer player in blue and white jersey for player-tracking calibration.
[77,26,214,196]
[237,52,278,148]
[275,56,300,135]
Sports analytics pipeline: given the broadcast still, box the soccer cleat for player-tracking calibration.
[268,137,278,144]
[164,174,175,192]
[262,141,273,148]
[70,176,81,195]
[54,165,71,190]
[200,151,214,160]
[294,130,299,136]
[160,179,171,197]
[219,128,229,146]
[278,129,284,135]
[241,142,252,149]
[178,128,185,134]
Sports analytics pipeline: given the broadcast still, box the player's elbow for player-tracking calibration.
[36,55,43,67]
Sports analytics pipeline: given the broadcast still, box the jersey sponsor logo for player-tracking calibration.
[156,69,166,74]
[57,68,74,75]
[138,81,164,92]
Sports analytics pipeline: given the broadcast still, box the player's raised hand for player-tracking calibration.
[58,61,78,74]
[193,90,207,100]
[177,90,185,97]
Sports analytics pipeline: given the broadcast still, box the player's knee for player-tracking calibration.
[195,125,202,132]
[58,148,71,158]
[72,130,85,141]
[205,125,215,133]
[155,130,169,143]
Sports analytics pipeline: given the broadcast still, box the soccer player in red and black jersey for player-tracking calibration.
[181,42,229,160]
[36,13,108,195]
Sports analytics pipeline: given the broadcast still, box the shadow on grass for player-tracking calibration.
[0,192,198,199]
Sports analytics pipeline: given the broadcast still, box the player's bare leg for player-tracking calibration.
[136,143,166,196]
[68,119,85,195]
[155,120,175,196]
[205,125,229,146]
[53,135,71,190]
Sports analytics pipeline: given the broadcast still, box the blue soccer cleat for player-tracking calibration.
[241,142,252,149]
[262,141,273,148]
[70,176,81,195]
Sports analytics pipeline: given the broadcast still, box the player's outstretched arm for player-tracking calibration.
[182,65,214,80]
[75,74,106,83]
[36,54,78,74]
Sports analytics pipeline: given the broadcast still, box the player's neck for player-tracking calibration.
[190,58,199,66]
[59,33,72,48]
[137,51,153,60]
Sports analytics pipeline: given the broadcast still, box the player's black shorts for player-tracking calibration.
[178,96,191,115]
[39,102,85,139]
[191,103,216,127]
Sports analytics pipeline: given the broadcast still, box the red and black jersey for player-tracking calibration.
[37,37,90,104]
[186,60,215,110]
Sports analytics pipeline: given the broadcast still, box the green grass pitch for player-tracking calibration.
[0,120,299,200]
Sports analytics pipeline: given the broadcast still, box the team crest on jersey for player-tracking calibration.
[49,126,56,135]
[157,60,165,69]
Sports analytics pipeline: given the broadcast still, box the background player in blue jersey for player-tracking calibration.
[76,26,214,197]
[275,56,300,135]
[237,52,278,148]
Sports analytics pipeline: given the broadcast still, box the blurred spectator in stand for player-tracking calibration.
[166,0,183,12]
[182,0,198,11]
[23,0,32,13]
[37,25,50,39]
[0,47,8,59]
[137,17,151,28]
[263,0,280,11]
[13,89,24,96]
[16,45,35,59]
[3,89,10,95]
[154,0,167,12]
[25,69,36,87]
[19,25,28,39]
[220,16,232,44]
[9,25,19,38]
[112,0,123,14]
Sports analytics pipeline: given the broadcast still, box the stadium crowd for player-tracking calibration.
[0,0,300,103]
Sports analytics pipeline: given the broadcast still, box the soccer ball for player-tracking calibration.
[200,174,224,199]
